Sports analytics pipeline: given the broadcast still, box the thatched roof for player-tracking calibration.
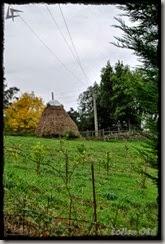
[35,102,80,137]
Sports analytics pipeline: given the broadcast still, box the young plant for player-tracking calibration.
[59,140,69,185]
[124,142,129,157]
[5,143,22,163]
[76,143,87,166]
[31,142,46,175]
[106,152,110,176]
[141,160,148,189]
[103,151,112,176]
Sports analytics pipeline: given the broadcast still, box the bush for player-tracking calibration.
[4,130,36,137]
[63,131,79,139]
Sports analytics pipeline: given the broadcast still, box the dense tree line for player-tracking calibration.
[68,61,145,132]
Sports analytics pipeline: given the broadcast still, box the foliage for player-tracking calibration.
[67,108,80,126]
[99,61,144,130]
[64,130,79,139]
[77,82,99,131]
[3,80,19,108]
[31,142,47,175]
[4,92,45,134]
[77,61,145,131]
[112,2,159,171]
[112,3,158,70]
[97,61,114,129]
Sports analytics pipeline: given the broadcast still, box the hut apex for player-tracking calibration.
[48,92,62,107]
[36,93,80,137]
[52,92,54,100]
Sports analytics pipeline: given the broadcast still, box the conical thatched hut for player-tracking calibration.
[36,94,80,137]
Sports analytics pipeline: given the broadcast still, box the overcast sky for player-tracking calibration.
[4,3,142,111]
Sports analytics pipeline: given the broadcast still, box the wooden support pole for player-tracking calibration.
[93,93,98,137]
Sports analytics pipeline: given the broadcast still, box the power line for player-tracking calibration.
[19,15,86,86]
[5,5,109,109]
[46,6,81,71]
[7,7,95,105]
[6,12,84,100]
[47,5,108,86]
[46,5,91,86]
[58,4,90,84]
[53,88,83,96]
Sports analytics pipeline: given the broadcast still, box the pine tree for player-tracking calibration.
[112,2,159,177]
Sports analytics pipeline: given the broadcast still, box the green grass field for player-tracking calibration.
[4,136,158,237]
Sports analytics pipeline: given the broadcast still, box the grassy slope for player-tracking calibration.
[4,136,158,236]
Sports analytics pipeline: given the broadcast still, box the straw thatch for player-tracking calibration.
[35,103,80,137]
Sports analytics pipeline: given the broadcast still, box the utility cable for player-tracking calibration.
[58,4,90,84]
[46,6,81,70]
[6,8,86,107]
[46,5,91,86]
[19,15,86,86]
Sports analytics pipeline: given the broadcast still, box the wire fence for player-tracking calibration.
[3,136,156,238]
[80,129,148,140]
[4,144,112,237]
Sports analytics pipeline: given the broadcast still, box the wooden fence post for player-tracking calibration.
[91,162,98,235]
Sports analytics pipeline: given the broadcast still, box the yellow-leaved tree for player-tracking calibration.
[4,92,45,134]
